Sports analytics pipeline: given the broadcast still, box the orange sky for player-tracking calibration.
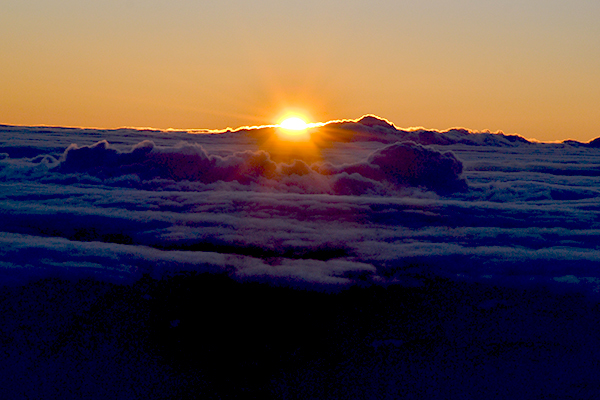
[1,0,599,142]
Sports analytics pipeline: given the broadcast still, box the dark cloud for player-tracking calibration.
[309,115,534,147]
[356,141,465,192]
[51,139,466,194]
[314,141,466,193]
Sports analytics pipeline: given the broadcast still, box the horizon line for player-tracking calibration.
[0,115,589,144]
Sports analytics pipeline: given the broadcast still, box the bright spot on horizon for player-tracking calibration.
[279,117,308,131]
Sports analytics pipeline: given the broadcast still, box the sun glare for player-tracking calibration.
[280,117,308,131]
[268,112,319,160]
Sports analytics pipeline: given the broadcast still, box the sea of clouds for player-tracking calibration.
[2,116,600,294]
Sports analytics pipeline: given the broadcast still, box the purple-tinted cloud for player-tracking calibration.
[53,139,466,194]
[2,119,600,296]
[316,141,466,193]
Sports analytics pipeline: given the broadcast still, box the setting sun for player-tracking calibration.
[273,114,315,144]
[279,117,308,131]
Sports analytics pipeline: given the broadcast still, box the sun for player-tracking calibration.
[265,111,321,160]
[274,112,316,142]
[279,117,308,131]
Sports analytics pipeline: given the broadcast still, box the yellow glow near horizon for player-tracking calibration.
[266,113,320,161]
[280,117,308,131]
[275,114,313,142]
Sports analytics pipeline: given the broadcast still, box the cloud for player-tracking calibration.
[2,119,600,296]
[307,115,533,147]
[49,139,466,194]
[0,231,376,289]
[353,141,465,192]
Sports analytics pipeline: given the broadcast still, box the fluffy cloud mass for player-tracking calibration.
[50,137,466,194]
[2,117,600,295]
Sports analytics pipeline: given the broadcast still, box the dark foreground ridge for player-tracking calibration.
[1,273,599,399]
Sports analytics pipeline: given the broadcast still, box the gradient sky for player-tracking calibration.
[1,0,599,141]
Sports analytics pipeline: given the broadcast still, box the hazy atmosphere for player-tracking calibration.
[2,0,600,141]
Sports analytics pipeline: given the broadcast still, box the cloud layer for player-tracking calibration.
[2,118,600,295]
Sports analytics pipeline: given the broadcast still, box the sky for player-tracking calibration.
[2,0,600,141]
